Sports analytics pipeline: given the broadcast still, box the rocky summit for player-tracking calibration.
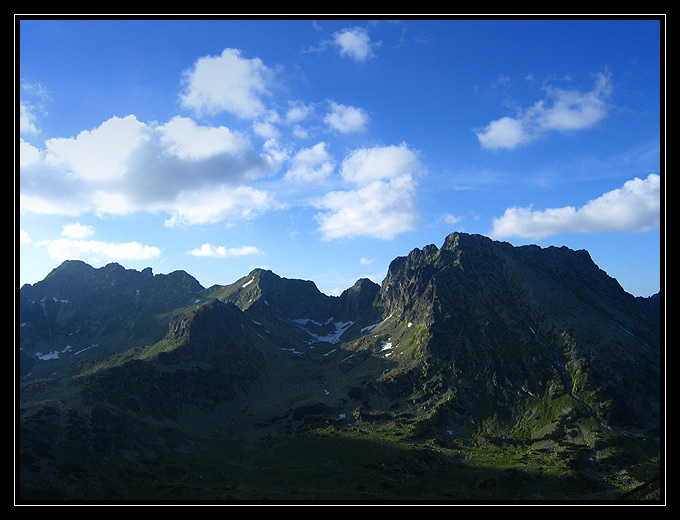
[17,232,662,503]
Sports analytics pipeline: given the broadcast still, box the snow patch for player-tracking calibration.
[279,347,304,356]
[73,345,97,355]
[361,314,393,334]
[292,318,323,327]
[380,340,393,351]
[618,325,651,348]
[35,351,60,361]
[242,277,255,288]
[34,345,74,360]
[380,339,394,357]
[291,317,354,344]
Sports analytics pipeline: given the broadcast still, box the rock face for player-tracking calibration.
[163,299,248,353]
[18,232,662,502]
[373,233,660,434]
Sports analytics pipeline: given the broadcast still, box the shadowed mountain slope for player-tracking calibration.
[18,232,662,502]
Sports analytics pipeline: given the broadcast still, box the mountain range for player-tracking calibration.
[17,232,662,503]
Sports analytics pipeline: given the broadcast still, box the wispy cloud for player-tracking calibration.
[476,72,613,150]
[187,244,264,258]
[19,79,50,134]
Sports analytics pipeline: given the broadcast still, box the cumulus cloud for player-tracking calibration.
[339,143,421,186]
[159,115,251,160]
[476,116,531,151]
[324,101,370,134]
[491,173,660,239]
[187,243,264,258]
[316,175,420,241]
[44,115,149,182]
[284,142,334,183]
[332,27,377,62]
[314,143,423,240]
[19,138,42,168]
[18,44,421,250]
[61,222,95,239]
[179,48,273,119]
[476,72,613,150]
[285,100,315,124]
[19,114,280,224]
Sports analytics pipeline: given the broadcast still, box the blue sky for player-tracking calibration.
[18,17,663,297]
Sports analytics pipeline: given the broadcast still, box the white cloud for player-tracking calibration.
[187,243,264,258]
[32,218,159,267]
[20,101,40,134]
[285,101,314,124]
[163,184,278,227]
[284,142,334,182]
[340,143,421,186]
[476,116,531,151]
[534,72,612,131]
[19,138,42,168]
[332,27,377,62]
[476,72,612,150]
[491,173,660,239]
[20,80,50,134]
[252,120,280,140]
[316,175,421,240]
[37,238,161,263]
[61,222,95,239]
[179,48,272,119]
[20,230,32,243]
[44,115,149,182]
[324,101,370,134]
[360,257,375,265]
[19,114,279,225]
[314,143,423,240]
[159,116,250,160]
[442,214,462,225]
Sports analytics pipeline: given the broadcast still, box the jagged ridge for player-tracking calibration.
[18,232,662,502]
